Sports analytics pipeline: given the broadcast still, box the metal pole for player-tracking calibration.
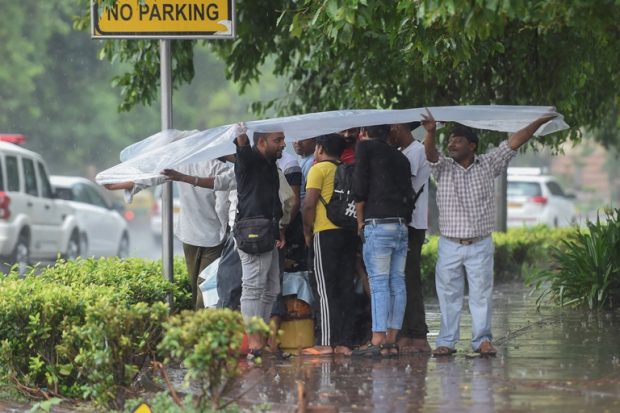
[160,39,174,309]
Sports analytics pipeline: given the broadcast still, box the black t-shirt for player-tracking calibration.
[352,138,413,220]
[234,141,282,223]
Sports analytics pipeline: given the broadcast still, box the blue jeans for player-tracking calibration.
[435,236,494,351]
[363,222,408,332]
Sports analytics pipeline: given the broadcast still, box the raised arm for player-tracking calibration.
[160,169,215,188]
[103,182,135,191]
[421,108,439,163]
[508,114,557,150]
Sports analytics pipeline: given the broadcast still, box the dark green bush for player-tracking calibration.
[0,275,97,393]
[59,299,169,409]
[527,209,620,309]
[0,256,192,409]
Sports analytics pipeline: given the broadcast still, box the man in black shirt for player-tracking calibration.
[352,124,413,356]
[234,124,286,355]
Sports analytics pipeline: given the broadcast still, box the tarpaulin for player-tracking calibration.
[96,105,568,185]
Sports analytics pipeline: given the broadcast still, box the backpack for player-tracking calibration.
[319,161,357,231]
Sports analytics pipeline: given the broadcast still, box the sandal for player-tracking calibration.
[381,343,399,357]
[432,346,456,357]
[351,343,382,357]
[474,341,497,356]
[247,348,264,362]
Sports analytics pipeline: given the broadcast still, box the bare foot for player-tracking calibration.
[300,346,333,356]
[333,346,352,356]
[411,338,431,353]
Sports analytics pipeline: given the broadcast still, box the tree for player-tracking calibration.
[77,0,620,150]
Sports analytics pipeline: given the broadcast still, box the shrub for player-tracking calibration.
[35,257,192,311]
[0,256,191,409]
[526,209,620,309]
[58,299,169,409]
[0,275,95,395]
[158,309,269,410]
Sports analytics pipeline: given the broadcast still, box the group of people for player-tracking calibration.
[105,110,555,359]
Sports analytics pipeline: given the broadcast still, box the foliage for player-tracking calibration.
[77,0,620,150]
[526,209,620,309]
[158,309,269,410]
[58,299,169,409]
[33,256,192,310]
[420,226,579,295]
[0,257,191,409]
[0,276,95,393]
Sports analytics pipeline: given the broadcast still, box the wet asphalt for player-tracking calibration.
[228,282,620,413]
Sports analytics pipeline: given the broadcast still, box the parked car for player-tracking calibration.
[507,167,577,228]
[0,141,81,274]
[51,176,130,258]
[150,183,180,243]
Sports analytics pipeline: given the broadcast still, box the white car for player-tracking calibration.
[150,183,180,243]
[51,176,130,258]
[0,141,81,273]
[507,168,577,228]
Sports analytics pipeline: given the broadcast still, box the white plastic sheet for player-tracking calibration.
[96,105,569,185]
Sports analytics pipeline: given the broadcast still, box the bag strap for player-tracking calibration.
[316,159,341,206]
[411,184,425,207]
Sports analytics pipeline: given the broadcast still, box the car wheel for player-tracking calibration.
[64,230,80,261]
[12,232,30,276]
[80,233,89,258]
[117,232,130,258]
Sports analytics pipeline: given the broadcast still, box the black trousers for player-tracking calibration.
[312,229,357,347]
[216,233,242,310]
[400,227,429,339]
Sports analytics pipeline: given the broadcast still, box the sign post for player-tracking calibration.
[91,0,235,310]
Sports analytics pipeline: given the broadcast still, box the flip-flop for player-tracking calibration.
[432,346,457,357]
[298,347,334,357]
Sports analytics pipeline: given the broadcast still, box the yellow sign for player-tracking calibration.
[131,402,152,413]
[91,0,234,39]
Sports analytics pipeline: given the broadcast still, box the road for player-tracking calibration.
[126,215,183,260]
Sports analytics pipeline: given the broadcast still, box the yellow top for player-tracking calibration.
[306,161,340,233]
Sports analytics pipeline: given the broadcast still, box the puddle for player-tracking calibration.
[228,282,620,412]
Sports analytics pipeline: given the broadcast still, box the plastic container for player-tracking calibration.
[278,319,315,350]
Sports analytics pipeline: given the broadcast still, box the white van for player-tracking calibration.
[0,141,81,274]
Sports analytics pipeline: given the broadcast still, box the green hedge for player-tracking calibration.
[420,226,578,295]
[0,257,192,409]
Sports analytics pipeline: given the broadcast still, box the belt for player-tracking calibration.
[445,235,489,245]
[364,217,406,225]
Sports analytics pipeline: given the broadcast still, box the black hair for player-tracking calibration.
[315,133,345,157]
[450,124,479,150]
[405,121,421,131]
[252,131,268,146]
[365,124,391,141]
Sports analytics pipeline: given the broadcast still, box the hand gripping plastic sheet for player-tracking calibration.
[96,105,568,185]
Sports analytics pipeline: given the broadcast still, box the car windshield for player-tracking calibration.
[507,181,542,197]
[54,186,74,201]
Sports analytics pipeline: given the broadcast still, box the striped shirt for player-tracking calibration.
[430,140,516,238]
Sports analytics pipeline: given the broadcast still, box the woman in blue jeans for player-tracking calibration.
[359,220,409,355]
[351,124,414,356]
